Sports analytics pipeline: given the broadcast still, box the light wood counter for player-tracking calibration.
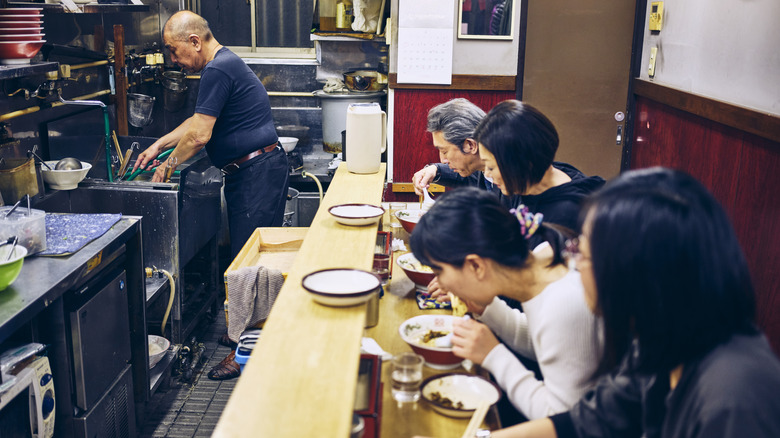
[213,163,386,438]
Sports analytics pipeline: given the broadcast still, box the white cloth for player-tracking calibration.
[226,265,285,343]
[352,0,384,32]
[479,270,603,419]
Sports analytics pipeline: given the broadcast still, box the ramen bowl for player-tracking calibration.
[397,252,435,290]
[399,314,461,369]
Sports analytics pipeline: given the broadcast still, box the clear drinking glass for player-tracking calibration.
[391,352,424,402]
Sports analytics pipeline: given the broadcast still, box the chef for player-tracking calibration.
[132,10,289,260]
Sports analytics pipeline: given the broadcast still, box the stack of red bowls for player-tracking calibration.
[0,8,46,65]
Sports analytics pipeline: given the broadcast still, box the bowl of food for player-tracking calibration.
[278,136,298,153]
[397,252,435,290]
[420,373,501,418]
[302,268,380,307]
[399,314,461,369]
[148,335,170,369]
[0,244,27,291]
[329,203,384,226]
[40,160,91,190]
[394,209,424,234]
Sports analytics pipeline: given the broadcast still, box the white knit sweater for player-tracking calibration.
[479,269,602,419]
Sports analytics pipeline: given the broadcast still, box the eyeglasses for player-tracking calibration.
[564,237,591,271]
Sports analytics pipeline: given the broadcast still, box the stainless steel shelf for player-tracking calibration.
[0,61,58,80]
[8,1,150,13]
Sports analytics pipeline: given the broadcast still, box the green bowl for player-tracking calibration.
[0,245,27,291]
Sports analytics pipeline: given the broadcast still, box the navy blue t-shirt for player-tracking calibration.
[195,47,277,168]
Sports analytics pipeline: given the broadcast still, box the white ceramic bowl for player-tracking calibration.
[420,373,501,418]
[302,268,380,307]
[329,204,384,226]
[399,315,462,369]
[148,335,170,369]
[278,136,298,153]
[40,161,91,190]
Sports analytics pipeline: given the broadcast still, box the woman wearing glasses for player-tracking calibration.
[417,168,780,438]
[410,187,602,420]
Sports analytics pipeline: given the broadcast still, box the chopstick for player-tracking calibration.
[419,193,423,209]
[461,400,491,438]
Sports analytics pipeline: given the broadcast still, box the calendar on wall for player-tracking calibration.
[397,0,455,85]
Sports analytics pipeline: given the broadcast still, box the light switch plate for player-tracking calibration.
[649,2,664,31]
[648,47,658,78]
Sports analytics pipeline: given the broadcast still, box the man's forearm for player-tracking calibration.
[156,117,194,151]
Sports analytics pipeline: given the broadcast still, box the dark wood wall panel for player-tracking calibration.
[389,89,514,202]
[731,136,780,348]
[631,97,741,212]
[631,95,780,354]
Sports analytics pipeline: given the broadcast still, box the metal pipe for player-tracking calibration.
[69,60,110,71]
[56,90,114,182]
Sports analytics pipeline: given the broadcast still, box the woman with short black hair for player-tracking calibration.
[473,100,604,232]
[410,187,602,420]
[415,168,780,438]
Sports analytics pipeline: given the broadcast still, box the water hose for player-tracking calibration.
[126,148,174,181]
[301,170,323,202]
[159,269,176,336]
[146,267,176,337]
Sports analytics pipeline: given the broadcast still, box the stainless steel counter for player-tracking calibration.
[0,218,142,343]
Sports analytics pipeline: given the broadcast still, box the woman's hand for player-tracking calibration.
[451,318,499,365]
[426,277,450,302]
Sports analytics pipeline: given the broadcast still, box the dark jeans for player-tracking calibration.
[224,147,289,258]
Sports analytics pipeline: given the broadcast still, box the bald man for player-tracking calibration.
[133,11,288,258]
[133,11,288,380]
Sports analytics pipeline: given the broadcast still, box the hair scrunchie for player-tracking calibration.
[510,205,543,239]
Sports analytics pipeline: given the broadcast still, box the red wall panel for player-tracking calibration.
[631,96,780,354]
[390,89,514,202]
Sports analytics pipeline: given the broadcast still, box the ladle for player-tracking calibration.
[422,189,435,211]
[28,150,53,170]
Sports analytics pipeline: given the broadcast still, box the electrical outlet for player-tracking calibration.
[648,47,658,78]
[649,2,664,32]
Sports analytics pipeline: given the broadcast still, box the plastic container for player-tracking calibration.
[0,207,46,254]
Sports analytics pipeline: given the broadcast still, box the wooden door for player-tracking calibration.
[521,0,637,179]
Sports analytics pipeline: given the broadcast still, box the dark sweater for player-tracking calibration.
[514,162,605,233]
[552,333,780,438]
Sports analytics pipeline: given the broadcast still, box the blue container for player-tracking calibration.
[235,329,262,373]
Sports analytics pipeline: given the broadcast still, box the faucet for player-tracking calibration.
[56,89,114,182]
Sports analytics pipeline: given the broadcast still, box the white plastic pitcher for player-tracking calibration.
[345,103,386,174]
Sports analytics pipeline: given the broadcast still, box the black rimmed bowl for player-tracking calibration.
[420,373,501,418]
[329,203,384,226]
[302,268,381,307]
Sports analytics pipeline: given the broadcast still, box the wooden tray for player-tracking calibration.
[225,227,308,280]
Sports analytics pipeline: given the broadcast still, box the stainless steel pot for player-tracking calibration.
[343,70,387,92]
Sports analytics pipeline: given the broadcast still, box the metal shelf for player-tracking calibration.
[0,61,59,80]
[7,1,150,13]
[149,345,179,396]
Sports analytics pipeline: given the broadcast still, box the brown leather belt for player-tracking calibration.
[221,142,279,176]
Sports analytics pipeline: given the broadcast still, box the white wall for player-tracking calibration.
[639,0,780,115]
[389,0,522,76]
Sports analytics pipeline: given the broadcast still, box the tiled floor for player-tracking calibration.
[140,310,237,437]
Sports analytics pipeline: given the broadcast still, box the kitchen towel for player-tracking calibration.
[226,265,285,344]
[40,213,122,256]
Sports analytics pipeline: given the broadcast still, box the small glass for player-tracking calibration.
[372,253,391,285]
[391,352,424,402]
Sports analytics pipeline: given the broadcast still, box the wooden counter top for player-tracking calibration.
[213,164,386,438]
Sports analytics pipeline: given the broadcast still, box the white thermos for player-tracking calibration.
[345,102,386,174]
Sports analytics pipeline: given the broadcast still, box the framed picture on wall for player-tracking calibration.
[458,0,515,40]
